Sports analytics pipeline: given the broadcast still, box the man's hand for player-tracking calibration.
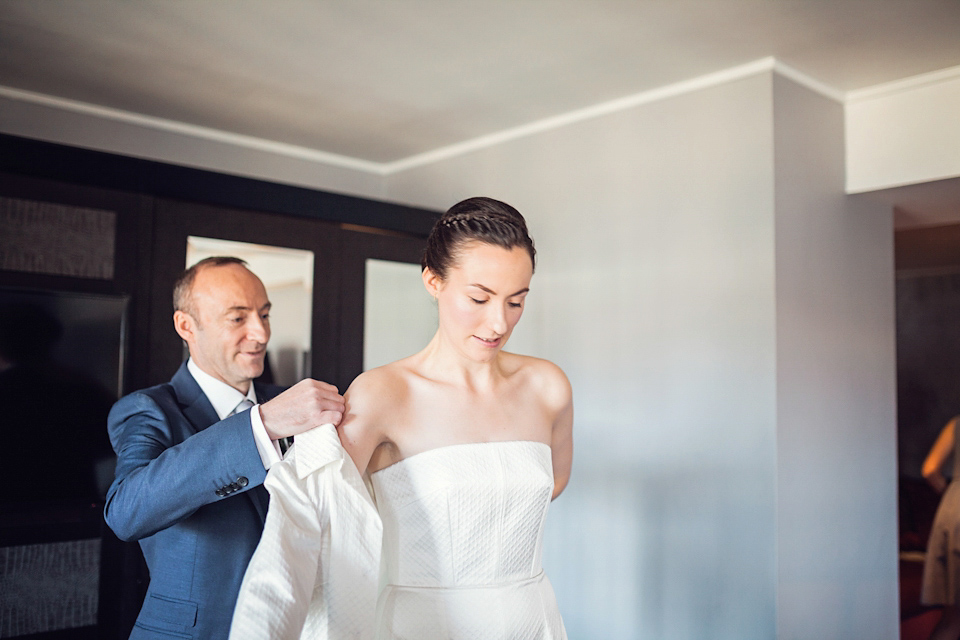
[259,379,345,440]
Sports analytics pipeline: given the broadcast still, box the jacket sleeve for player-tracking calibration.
[103,391,268,541]
[229,452,326,640]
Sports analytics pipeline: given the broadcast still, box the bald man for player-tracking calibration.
[105,257,344,640]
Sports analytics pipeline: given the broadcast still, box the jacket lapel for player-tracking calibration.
[171,362,219,434]
[171,362,270,521]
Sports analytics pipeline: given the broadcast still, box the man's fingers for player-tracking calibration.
[315,397,346,414]
[295,378,340,395]
[298,380,344,407]
[313,380,340,394]
[317,389,345,403]
[260,379,345,439]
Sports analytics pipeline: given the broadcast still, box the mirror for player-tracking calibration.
[186,237,314,386]
[363,259,436,371]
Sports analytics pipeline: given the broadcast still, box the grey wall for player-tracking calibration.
[383,72,898,639]
[773,76,898,640]
[385,74,781,638]
[1,66,900,638]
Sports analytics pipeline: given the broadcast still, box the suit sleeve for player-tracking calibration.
[230,453,325,640]
[104,391,268,541]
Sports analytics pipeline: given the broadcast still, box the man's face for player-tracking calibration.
[174,263,271,393]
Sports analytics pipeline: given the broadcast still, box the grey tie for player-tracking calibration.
[231,398,255,416]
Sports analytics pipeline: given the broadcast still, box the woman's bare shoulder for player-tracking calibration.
[339,362,413,455]
[344,360,414,415]
[502,353,572,408]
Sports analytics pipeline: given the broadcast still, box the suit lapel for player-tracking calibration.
[171,362,219,434]
[171,362,270,521]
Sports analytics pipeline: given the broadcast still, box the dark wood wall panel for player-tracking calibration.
[0,135,439,639]
[0,172,154,640]
[0,173,155,392]
[0,133,437,236]
[0,195,116,279]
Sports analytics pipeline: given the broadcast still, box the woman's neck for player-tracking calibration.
[415,331,504,391]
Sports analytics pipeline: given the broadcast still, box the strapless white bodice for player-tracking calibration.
[370,440,566,640]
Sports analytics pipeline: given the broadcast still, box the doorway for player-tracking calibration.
[896,222,960,639]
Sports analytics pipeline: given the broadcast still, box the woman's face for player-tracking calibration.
[425,241,533,362]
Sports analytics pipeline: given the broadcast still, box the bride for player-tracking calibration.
[230,197,573,639]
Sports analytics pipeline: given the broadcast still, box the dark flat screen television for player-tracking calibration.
[0,287,128,506]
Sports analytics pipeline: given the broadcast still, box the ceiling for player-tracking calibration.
[1,0,959,225]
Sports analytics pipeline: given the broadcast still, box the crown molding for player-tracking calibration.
[0,57,850,177]
[382,58,787,173]
[0,85,384,174]
[846,64,960,103]
[385,58,852,173]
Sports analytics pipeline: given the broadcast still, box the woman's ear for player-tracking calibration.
[422,267,442,300]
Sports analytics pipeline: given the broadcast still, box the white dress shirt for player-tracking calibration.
[186,358,282,469]
[229,423,382,640]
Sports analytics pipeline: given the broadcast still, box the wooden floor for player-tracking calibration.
[903,609,941,640]
[902,554,941,640]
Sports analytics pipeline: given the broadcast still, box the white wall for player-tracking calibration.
[1,63,901,638]
[846,67,960,192]
[382,71,899,639]
[774,76,898,640]
[386,74,786,639]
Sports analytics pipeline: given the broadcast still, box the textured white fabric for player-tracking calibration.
[371,440,567,640]
[229,423,382,640]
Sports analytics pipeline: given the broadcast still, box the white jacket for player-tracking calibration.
[229,423,382,640]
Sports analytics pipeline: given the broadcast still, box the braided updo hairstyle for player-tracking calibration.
[421,197,536,280]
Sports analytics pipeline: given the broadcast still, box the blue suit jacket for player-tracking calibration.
[105,363,284,640]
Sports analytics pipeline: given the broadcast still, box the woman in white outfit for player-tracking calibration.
[231,196,573,640]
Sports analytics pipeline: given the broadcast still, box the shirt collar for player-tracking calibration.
[187,358,257,420]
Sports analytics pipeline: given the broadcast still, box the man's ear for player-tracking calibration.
[173,310,195,344]
[422,267,442,299]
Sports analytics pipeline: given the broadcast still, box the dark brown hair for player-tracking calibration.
[173,256,248,317]
[421,197,536,279]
